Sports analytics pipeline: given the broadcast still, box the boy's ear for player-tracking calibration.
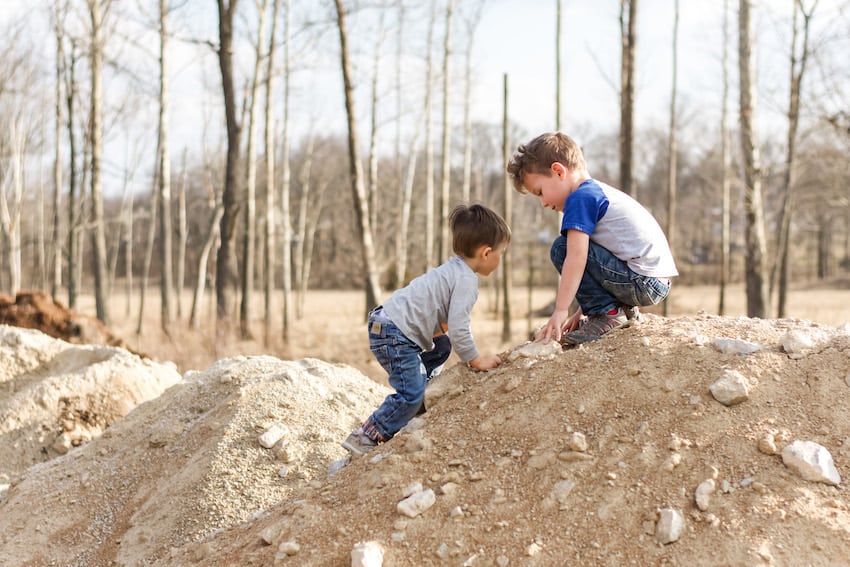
[551,162,567,179]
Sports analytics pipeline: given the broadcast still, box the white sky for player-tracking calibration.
[3,0,848,194]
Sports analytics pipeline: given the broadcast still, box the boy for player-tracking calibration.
[342,203,510,455]
[507,132,677,345]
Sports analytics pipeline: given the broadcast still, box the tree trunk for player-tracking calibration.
[738,0,770,317]
[395,130,422,288]
[215,0,242,326]
[51,1,64,301]
[87,0,110,324]
[280,0,293,338]
[501,73,512,343]
[774,0,816,318]
[367,7,386,237]
[293,134,314,318]
[136,162,160,336]
[619,0,637,197]
[176,150,188,318]
[191,205,225,329]
[438,0,454,262]
[240,0,268,339]
[158,0,174,332]
[263,0,281,335]
[424,0,437,270]
[719,0,732,315]
[66,38,80,309]
[333,0,382,313]
[664,0,679,317]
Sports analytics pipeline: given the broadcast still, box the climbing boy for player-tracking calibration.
[342,203,511,455]
[507,132,677,345]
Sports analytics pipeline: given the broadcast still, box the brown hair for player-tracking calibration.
[506,132,587,193]
[450,203,511,258]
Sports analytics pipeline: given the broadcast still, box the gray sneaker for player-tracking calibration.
[562,308,628,345]
[341,430,378,455]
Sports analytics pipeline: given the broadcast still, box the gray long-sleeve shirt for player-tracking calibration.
[382,255,480,362]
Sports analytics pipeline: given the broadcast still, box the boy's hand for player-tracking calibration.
[535,308,582,343]
[467,353,501,371]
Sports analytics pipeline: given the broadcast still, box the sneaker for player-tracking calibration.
[341,430,378,455]
[622,305,640,321]
[562,308,628,345]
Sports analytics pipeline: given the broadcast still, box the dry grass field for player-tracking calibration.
[74,281,850,382]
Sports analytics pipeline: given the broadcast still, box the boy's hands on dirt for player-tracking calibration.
[467,354,501,371]
[535,308,577,344]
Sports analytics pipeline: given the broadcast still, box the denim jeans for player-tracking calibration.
[365,309,452,440]
[550,235,670,315]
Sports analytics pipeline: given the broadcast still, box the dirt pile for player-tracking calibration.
[0,291,142,355]
[0,325,181,483]
[1,314,849,566]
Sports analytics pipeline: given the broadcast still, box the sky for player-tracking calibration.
[3,0,848,195]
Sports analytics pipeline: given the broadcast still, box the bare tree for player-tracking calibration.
[738,0,770,317]
[158,0,174,332]
[773,0,817,317]
[66,38,81,309]
[619,0,637,197]
[664,0,679,317]
[51,0,65,301]
[86,0,111,324]
[424,0,437,270]
[719,0,732,315]
[214,0,243,328]
[501,73,512,342]
[438,0,454,262]
[332,0,382,312]
[240,0,269,339]
[176,150,188,318]
[280,0,293,338]
[263,0,281,335]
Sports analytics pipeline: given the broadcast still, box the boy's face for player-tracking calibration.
[522,163,571,212]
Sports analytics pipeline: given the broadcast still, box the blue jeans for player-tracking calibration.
[550,235,670,315]
[365,309,451,440]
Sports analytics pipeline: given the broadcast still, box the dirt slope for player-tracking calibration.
[173,314,850,567]
[1,314,849,566]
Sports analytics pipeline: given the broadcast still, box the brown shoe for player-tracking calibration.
[562,308,628,345]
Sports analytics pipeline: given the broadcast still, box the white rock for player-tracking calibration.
[548,479,576,510]
[695,479,715,511]
[709,370,750,406]
[781,441,841,486]
[397,488,436,518]
[779,330,814,355]
[655,508,684,544]
[351,541,384,567]
[258,423,289,449]
[507,340,561,362]
[402,482,423,498]
[277,540,300,556]
[713,337,763,355]
[568,432,588,452]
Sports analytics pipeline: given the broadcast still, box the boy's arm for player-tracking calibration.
[536,229,589,343]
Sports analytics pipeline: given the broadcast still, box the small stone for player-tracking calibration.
[397,489,436,518]
[655,508,685,544]
[695,479,715,511]
[758,434,778,456]
[351,541,384,567]
[258,423,289,449]
[277,540,300,556]
[781,441,841,485]
[709,370,750,406]
[569,432,588,452]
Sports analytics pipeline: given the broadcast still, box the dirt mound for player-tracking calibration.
[1,314,849,566]
[0,353,388,566]
[174,315,850,566]
[0,325,182,484]
[0,291,142,355]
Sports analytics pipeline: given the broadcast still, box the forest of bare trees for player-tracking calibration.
[0,0,849,338]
